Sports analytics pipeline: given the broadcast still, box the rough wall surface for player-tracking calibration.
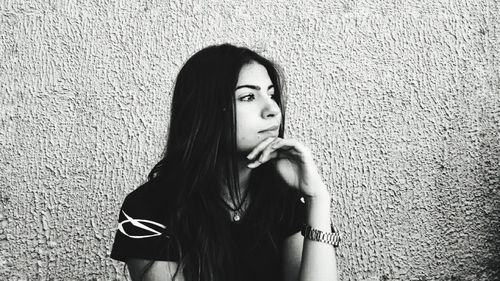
[1,0,499,280]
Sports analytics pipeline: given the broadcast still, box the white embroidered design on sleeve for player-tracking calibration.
[118,211,169,239]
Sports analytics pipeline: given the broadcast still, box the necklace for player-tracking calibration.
[221,189,250,222]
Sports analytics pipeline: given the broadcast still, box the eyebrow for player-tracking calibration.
[235,84,274,91]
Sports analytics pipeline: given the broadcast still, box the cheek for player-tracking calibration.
[235,106,263,151]
[236,124,266,152]
[236,127,256,151]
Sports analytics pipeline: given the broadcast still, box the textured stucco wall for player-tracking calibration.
[1,0,499,280]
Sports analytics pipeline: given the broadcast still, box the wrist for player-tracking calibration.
[304,189,332,232]
[304,188,331,203]
[301,224,341,247]
[304,190,331,216]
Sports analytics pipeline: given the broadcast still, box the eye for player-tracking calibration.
[239,93,255,102]
[268,89,276,99]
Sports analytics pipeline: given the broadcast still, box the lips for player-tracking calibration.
[259,125,280,133]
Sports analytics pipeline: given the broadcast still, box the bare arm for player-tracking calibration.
[282,191,339,281]
[127,259,185,281]
[247,137,341,281]
[299,192,338,281]
[282,232,304,281]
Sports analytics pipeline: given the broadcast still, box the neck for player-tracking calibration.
[220,157,253,202]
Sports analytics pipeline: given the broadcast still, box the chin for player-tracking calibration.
[236,139,260,153]
[237,144,258,153]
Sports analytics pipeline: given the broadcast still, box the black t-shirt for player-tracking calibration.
[110,178,306,280]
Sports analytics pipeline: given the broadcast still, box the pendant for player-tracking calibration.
[233,212,241,222]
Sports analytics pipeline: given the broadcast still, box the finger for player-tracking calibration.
[258,138,282,163]
[247,151,279,168]
[248,138,291,168]
[271,138,313,163]
[247,138,280,168]
[267,138,306,161]
[246,137,278,160]
[248,139,310,169]
[269,138,300,153]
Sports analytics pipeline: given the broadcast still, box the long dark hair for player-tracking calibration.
[145,44,289,281]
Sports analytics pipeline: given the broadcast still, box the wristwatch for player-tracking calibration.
[301,224,341,247]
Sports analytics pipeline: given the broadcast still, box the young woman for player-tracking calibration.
[110,44,340,281]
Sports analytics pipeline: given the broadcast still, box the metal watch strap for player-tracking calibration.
[301,224,341,247]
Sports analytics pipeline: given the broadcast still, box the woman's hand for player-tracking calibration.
[246,137,329,198]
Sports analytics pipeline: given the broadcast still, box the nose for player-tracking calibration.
[261,96,281,119]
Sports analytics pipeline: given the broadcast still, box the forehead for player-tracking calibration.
[236,63,272,85]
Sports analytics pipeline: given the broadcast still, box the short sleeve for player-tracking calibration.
[281,190,306,238]
[110,184,179,262]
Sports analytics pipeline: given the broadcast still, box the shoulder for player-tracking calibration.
[110,177,179,262]
[119,180,168,220]
[119,177,177,237]
[122,178,172,214]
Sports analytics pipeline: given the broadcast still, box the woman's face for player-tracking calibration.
[234,62,282,153]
